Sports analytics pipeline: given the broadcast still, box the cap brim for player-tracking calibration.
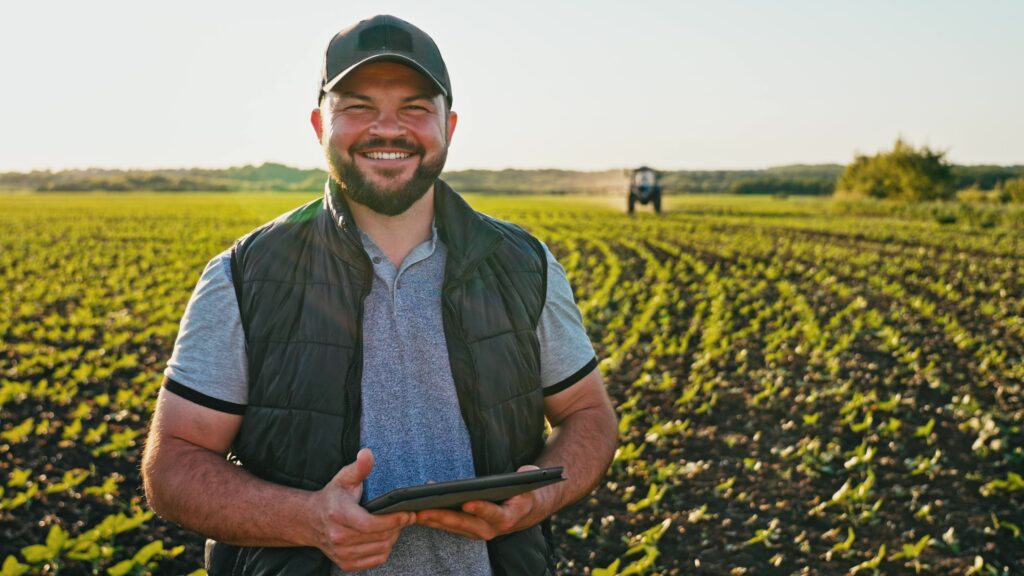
[321,53,449,102]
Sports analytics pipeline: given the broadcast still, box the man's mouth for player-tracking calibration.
[361,151,414,161]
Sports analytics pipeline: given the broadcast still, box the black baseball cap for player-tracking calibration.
[319,15,452,107]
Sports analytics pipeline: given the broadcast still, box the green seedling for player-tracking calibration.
[1,483,38,511]
[619,545,659,576]
[826,527,856,561]
[914,418,935,441]
[612,443,645,468]
[979,471,1024,497]
[890,535,932,574]
[6,468,32,488]
[0,556,29,576]
[626,483,668,513]
[83,422,108,445]
[91,428,139,457]
[743,518,780,548]
[1,418,35,444]
[625,518,672,552]
[32,419,50,435]
[844,441,876,470]
[62,418,83,441]
[941,527,959,553]
[984,513,1023,544]
[44,469,90,495]
[687,504,710,524]
[566,518,593,540]
[714,476,735,495]
[20,524,68,567]
[907,449,942,478]
[618,411,639,437]
[618,393,641,411]
[849,412,874,433]
[83,475,121,500]
[644,419,687,443]
[879,417,902,436]
[858,498,884,523]
[653,461,681,483]
[106,541,184,576]
[591,558,620,576]
[849,544,886,575]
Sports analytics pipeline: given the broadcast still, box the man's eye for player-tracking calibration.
[343,105,370,111]
[404,105,429,112]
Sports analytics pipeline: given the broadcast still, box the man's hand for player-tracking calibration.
[311,449,415,572]
[414,465,549,541]
[416,370,617,542]
[144,390,417,572]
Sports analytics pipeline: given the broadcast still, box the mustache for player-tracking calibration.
[351,138,423,155]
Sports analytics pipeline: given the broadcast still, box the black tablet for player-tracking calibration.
[364,467,565,514]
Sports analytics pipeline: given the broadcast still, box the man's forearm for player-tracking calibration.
[142,437,317,548]
[532,401,618,522]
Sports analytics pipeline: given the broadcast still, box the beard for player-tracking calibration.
[325,137,447,216]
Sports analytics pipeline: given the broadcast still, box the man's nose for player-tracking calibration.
[369,110,405,139]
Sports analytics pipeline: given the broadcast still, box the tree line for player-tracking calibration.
[3,154,1022,200]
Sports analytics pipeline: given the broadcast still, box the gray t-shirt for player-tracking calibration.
[164,220,596,576]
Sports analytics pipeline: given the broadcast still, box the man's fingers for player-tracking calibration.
[334,552,392,573]
[417,516,483,540]
[460,499,507,523]
[416,509,496,540]
[328,524,401,546]
[465,493,533,523]
[325,514,409,570]
[332,538,396,558]
[332,448,375,493]
[348,509,415,534]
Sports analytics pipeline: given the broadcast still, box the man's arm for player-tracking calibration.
[415,368,618,539]
[142,383,414,572]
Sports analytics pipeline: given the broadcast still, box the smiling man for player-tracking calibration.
[141,15,618,576]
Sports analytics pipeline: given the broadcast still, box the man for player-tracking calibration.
[142,14,618,576]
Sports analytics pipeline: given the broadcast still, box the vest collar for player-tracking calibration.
[433,179,504,282]
[320,178,504,281]
[320,179,371,273]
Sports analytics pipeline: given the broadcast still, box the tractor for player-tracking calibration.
[628,166,662,214]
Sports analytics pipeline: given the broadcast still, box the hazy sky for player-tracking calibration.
[2,0,1021,172]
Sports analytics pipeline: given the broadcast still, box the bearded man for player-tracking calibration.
[142,15,618,576]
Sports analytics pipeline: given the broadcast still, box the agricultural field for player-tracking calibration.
[1,191,1022,575]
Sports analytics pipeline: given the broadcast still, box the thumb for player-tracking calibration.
[516,464,540,473]
[333,448,375,495]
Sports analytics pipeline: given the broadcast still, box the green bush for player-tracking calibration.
[1002,176,1024,203]
[956,185,1001,204]
[837,138,954,201]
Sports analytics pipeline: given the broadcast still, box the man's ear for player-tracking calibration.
[311,107,324,142]
[446,111,458,144]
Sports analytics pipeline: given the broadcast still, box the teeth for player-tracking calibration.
[364,151,412,160]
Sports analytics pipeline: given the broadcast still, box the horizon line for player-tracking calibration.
[4,160,1024,175]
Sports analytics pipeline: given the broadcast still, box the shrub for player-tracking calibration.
[837,138,954,201]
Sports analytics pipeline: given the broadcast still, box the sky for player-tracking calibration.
[1,0,1021,172]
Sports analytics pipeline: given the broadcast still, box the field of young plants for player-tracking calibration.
[1,191,1022,575]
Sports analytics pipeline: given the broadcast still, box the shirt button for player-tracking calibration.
[372,257,382,264]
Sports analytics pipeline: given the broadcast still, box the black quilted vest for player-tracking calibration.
[205,180,553,576]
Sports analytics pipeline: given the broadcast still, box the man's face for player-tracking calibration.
[313,61,457,216]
